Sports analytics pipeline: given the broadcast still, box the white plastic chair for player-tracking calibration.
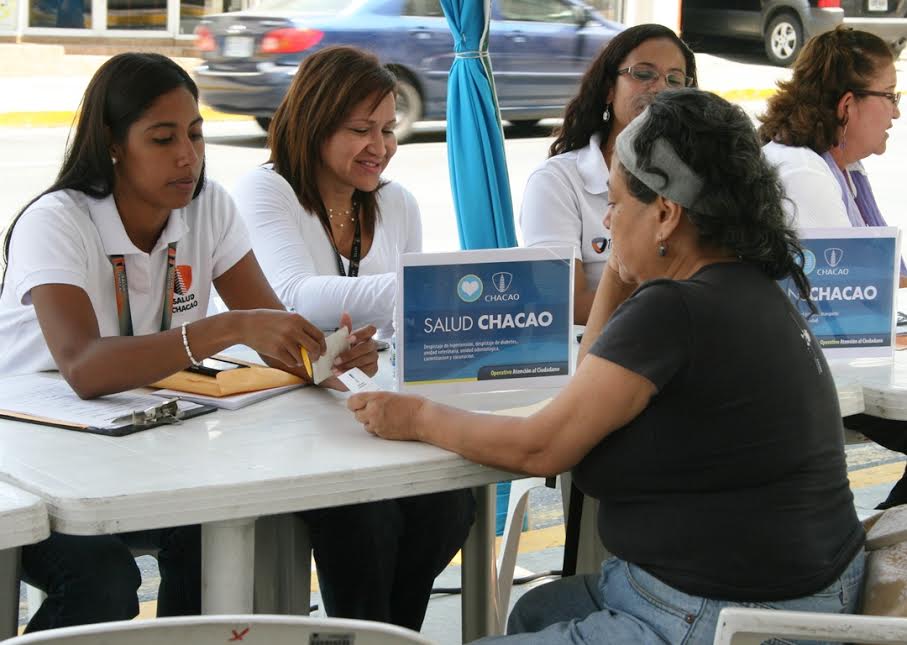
[2,614,434,644]
[713,505,907,645]
[494,475,609,634]
[713,606,907,644]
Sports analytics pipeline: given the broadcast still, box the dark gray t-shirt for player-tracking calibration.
[573,262,863,601]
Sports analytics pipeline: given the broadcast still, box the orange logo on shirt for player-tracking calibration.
[174,265,193,295]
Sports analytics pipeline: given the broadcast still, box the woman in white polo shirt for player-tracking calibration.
[232,46,474,632]
[520,24,697,324]
[0,52,378,632]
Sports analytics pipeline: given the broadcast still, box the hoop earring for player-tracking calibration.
[111,156,118,165]
[838,124,848,150]
[602,104,611,123]
[657,241,667,257]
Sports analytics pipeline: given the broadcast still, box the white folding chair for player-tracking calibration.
[713,606,907,645]
[713,505,907,645]
[2,614,434,644]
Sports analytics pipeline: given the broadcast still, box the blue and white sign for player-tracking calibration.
[782,227,900,359]
[396,247,574,394]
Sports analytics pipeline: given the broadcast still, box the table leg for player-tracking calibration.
[202,518,255,614]
[461,484,500,641]
[0,547,18,638]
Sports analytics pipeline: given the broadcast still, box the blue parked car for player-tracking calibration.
[193,0,622,141]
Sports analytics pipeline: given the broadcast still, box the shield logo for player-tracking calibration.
[492,272,513,293]
[824,248,844,268]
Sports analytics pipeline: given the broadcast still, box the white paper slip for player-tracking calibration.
[337,368,381,393]
[312,327,351,384]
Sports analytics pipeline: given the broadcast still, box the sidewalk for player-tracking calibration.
[0,43,796,129]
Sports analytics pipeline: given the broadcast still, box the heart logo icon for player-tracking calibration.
[457,274,483,302]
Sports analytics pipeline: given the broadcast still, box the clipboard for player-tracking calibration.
[0,374,216,437]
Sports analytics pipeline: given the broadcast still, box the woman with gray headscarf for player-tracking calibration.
[348,90,864,644]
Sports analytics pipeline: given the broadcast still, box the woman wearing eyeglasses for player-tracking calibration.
[519,24,696,324]
[760,28,901,236]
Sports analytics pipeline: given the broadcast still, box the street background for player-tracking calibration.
[1,42,907,644]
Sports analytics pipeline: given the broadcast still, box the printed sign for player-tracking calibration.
[782,227,899,359]
[396,247,574,394]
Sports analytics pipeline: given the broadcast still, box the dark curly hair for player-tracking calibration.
[549,23,697,158]
[758,27,894,152]
[621,89,815,312]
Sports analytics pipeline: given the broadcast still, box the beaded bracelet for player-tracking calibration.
[181,321,202,367]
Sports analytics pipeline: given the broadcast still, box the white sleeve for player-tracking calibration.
[206,182,254,279]
[400,185,423,253]
[233,169,398,331]
[519,166,582,256]
[770,155,850,229]
[8,206,89,305]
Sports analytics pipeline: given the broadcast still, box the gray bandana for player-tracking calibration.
[615,107,705,210]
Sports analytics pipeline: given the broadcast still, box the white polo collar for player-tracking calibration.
[576,132,610,196]
[89,193,189,255]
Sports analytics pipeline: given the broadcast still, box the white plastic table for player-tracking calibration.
[831,352,907,420]
[0,381,555,641]
[0,482,49,638]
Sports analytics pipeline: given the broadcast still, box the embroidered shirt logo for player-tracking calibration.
[172,264,198,313]
[174,265,193,295]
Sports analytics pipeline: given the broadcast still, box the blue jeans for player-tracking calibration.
[475,551,865,645]
[301,488,475,631]
[20,526,201,632]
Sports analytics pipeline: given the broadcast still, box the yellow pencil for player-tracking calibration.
[300,347,313,379]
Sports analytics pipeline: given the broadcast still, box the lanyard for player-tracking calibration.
[327,215,361,278]
[110,242,178,337]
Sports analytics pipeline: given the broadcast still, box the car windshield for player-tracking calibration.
[251,0,358,14]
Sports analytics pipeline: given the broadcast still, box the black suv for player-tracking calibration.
[682,0,907,66]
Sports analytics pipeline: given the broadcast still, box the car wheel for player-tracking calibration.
[255,117,272,133]
[764,12,803,67]
[394,77,422,144]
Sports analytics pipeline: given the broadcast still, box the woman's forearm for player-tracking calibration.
[414,400,560,477]
[59,312,247,398]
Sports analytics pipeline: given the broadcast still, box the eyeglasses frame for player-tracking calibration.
[616,65,693,89]
[850,88,901,108]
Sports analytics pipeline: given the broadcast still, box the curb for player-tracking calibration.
[0,106,252,128]
[0,87,785,129]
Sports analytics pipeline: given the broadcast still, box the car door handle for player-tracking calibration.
[410,29,432,40]
[511,33,527,43]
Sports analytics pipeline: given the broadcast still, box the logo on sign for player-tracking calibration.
[457,274,483,302]
[825,248,844,268]
[802,249,816,275]
[492,272,513,293]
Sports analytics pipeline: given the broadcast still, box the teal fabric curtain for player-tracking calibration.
[440,0,517,250]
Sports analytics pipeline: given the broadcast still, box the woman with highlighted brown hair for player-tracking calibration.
[232,45,474,630]
[520,24,697,324]
[760,27,900,235]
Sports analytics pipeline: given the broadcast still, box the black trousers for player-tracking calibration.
[20,525,201,632]
[300,488,475,631]
[844,413,907,509]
